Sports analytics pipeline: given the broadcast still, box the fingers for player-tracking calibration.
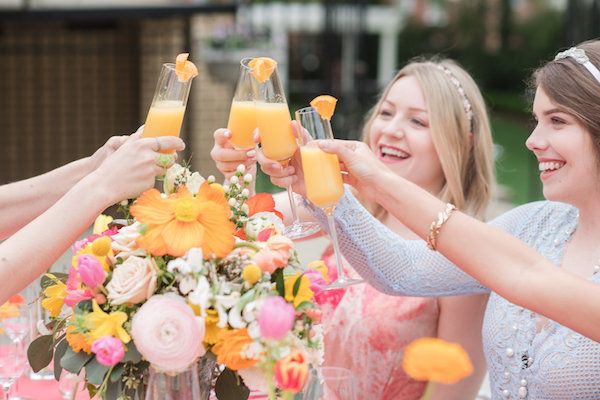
[130,125,144,140]
[255,147,295,178]
[317,139,358,162]
[270,175,295,189]
[214,128,233,147]
[210,145,254,163]
[139,136,186,152]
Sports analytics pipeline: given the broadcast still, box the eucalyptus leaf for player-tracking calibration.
[122,342,142,364]
[61,347,93,374]
[85,358,110,386]
[53,339,69,380]
[273,269,285,297]
[215,369,250,400]
[105,378,121,400]
[110,363,124,383]
[292,274,303,297]
[27,335,54,372]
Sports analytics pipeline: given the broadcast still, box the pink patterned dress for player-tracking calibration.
[323,271,440,399]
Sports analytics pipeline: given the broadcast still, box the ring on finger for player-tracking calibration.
[154,137,162,152]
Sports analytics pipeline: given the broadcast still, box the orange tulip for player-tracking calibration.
[275,350,309,394]
[402,337,473,384]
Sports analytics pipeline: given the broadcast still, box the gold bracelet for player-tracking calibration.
[426,203,457,251]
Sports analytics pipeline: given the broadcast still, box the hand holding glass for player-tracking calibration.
[295,106,363,288]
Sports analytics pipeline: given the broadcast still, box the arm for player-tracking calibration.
[319,139,600,342]
[0,133,136,239]
[428,294,489,400]
[0,135,185,304]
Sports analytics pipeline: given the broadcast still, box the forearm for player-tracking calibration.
[0,173,112,304]
[0,157,94,239]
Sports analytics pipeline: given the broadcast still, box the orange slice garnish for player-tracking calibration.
[248,57,277,83]
[310,95,338,120]
[175,53,198,82]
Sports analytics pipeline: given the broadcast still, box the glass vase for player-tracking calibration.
[144,356,217,400]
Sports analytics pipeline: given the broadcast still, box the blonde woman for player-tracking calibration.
[212,58,492,399]
[275,39,600,398]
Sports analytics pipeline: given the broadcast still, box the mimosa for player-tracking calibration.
[228,100,257,149]
[143,100,186,153]
[301,146,344,209]
[256,102,297,161]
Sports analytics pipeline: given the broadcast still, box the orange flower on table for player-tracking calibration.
[275,349,309,394]
[66,325,92,354]
[212,329,258,370]
[402,337,473,384]
[130,183,235,258]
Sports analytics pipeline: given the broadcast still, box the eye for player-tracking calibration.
[410,117,427,128]
[550,116,566,126]
[378,109,393,118]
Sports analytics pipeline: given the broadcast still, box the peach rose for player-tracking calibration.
[106,256,157,305]
[252,235,293,274]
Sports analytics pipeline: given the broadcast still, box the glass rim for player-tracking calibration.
[295,106,318,116]
[240,57,256,71]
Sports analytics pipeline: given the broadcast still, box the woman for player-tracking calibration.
[267,41,600,399]
[212,58,491,399]
[0,128,184,303]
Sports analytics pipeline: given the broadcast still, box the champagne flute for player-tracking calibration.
[227,57,258,150]
[253,58,321,239]
[301,367,356,400]
[295,106,362,288]
[141,54,197,153]
[0,298,30,400]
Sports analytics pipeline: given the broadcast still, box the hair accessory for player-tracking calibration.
[435,65,474,129]
[554,47,600,84]
[426,203,457,251]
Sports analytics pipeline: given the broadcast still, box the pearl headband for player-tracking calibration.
[554,47,600,84]
[435,64,474,129]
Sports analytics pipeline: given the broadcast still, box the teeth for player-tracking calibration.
[381,146,409,159]
[538,161,565,172]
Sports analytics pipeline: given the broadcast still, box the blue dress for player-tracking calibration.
[308,189,600,399]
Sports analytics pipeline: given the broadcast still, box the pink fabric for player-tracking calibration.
[323,257,440,400]
[15,375,91,399]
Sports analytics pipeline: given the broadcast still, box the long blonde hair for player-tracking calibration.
[359,58,494,220]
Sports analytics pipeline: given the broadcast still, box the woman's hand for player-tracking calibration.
[255,121,306,196]
[317,139,390,198]
[88,126,144,171]
[210,128,257,180]
[91,135,185,204]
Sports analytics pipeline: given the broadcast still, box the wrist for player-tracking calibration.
[77,170,116,209]
[372,169,399,207]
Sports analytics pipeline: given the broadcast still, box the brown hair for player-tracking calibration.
[357,57,494,220]
[532,40,600,159]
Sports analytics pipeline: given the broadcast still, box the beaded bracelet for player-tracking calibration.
[426,203,457,251]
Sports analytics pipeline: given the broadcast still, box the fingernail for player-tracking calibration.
[246,150,256,157]
[271,163,281,170]
[224,130,231,138]
[286,167,295,175]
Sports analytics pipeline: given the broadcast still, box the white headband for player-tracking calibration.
[435,64,474,129]
[554,47,600,84]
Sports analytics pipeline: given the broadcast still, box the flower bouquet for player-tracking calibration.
[28,163,326,400]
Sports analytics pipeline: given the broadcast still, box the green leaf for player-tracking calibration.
[61,347,93,374]
[292,274,303,297]
[84,358,110,386]
[87,383,99,398]
[27,335,54,372]
[109,363,124,383]
[53,339,69,380]
[215,369,250,400]
[273,269,285,297]
[105,378,121,400]
[122,342,141,364]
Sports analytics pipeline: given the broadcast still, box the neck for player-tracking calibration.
[571,198,600,240]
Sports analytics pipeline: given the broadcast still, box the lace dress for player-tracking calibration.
[309,189,600,400]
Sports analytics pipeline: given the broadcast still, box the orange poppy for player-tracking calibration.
[402,337,473,384]
[212,329,258,371]
[246,193,283,220]
[131,183,235,258]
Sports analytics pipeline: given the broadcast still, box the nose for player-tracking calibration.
[525,123,549,152]
[381,115,405,139]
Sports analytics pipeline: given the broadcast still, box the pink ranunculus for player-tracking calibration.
[131,294,205,374]
[91,336,125,367]
[303,269,327,295]
[258,296,295,341]
[77,255,107,289]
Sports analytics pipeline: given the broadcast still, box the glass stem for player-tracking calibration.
[325,207,346,282]
[287,185,300,224]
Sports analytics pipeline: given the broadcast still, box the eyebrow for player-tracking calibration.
[543,108,567,116]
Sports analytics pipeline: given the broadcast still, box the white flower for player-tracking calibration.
[207,175,216,184]
[112,222,146,260]
[186,172,205,195]
[167,248,204,275]
[214,292,240,328]
[236,164,246,174]
[247,320,261,339]
[179,276,198,295]
[223,184,230,192]
[229,175,239,185]
[241,204,250,214]
[228,198,237,207]
[106,256,158,305]
[241,188,250,198]
[188,276,211,317]
[244,174,253,183]
[163,164,187,194]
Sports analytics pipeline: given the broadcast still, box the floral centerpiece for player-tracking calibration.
[28,164,327,400]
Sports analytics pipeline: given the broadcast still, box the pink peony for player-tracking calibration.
[91,336,125,367]
[77,255,106,289]
[131,294,205,374]
[258,296,295,340]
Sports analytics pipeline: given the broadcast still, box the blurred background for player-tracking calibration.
[1,0,599,209]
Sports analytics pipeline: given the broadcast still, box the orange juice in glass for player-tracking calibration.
[255,102,297,161]
[142,54,197,152]
[228,58,257,149]
[300,145,344,209]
